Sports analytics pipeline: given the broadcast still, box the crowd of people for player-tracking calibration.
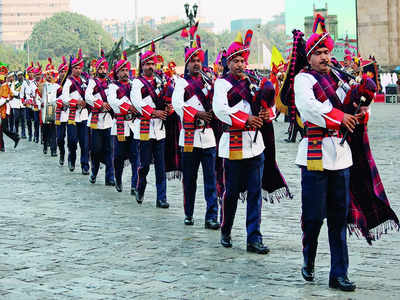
[0,14,398,293]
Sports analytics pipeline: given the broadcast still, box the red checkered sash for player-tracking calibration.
[302,69,344,171]
[67,76,86,125]
[90,78,109,129]
[55,83,63,125]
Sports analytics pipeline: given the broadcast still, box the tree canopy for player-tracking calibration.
[26,12,113,62]
[0,44,28,71]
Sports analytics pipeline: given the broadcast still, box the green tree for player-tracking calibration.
[0,44,28,71]
[26,12,113,62]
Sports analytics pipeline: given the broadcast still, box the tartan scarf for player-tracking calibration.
[67,76,85,125]
[257,80,292,202]
[137,76,164,141]
[224,73,254,160]
[302,69,342,171]
[182,74,211,152]
[340,95,399,244]
[163,83,182,180]
[55,86,63,125]
[90,78,109,129]
[115,80,131,142]
[32,81,39,111]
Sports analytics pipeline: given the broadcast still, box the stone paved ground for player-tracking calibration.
[0,103,399,300]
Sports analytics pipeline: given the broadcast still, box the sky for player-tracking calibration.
[70,0,285,32]
[285,0,357,39]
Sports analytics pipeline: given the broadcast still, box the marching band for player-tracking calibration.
[0,13,398,293]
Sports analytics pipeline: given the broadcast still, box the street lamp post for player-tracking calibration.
[135,0,139,69]
[184,3,198,46]
[98,35,102,56]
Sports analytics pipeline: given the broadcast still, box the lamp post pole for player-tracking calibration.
[184,3,198,46]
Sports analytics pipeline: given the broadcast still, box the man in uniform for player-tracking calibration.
[108,53,139,194]
[10,71,25,138]
[32,63,42,143]
[0,69,20,151]
[62,50,89,174]
[172,36,219,228]
[40,58,59,156]
[55,57,69,166]
[213,32,270,254]
[85,50,115,186]
[131,45,170,208]
[294,15,375,291]
[20,63,37,142]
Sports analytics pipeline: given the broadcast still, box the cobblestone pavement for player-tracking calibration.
[0,103,399,300]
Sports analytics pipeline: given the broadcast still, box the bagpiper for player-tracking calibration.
[213,31,270,254]
[108,52,140,195]
[85,50,115,186]
[55,56,69,166]
[172,35,219,228]
[61,50,90,174]
[131,44,170,208]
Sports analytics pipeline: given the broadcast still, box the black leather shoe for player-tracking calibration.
[205,219,220,230]
[59,156,65,166]
[115,182,122,192]
[105,180,115,186]
[51,151,57,157]
[184,216,194,225]
[68,161,75,172]
[130,187,137,196]
[156,200,169,208]
[43,148,47,155]
[247,242,270,254]
[82,169,89,175]
[329,276,356,292]
[28,136,32,142]
[136,193,144,204]
[301,263,315,282]
[14,136,20,149]
[220,234,232,248]
[89,175,96,184]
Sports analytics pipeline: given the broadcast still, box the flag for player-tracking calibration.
[271,46,285,69]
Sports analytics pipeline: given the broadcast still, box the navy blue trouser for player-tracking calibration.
[25,108,33,138]
[113,135,139,188]
[57,122,67,157]
[221,154,264,243]
[8,110,14,132]
[301,167,350,278]
[137,139,166,201]
[33,110,40,140]
[13,108,26,137]
[90,128,114,182]
[67,121,89,171]
[0,118,19,150]
[181,146,218,220]
[42,123,56,152]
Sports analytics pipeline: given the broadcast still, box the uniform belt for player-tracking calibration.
[305,127,343,138]
[224,127,256,133]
